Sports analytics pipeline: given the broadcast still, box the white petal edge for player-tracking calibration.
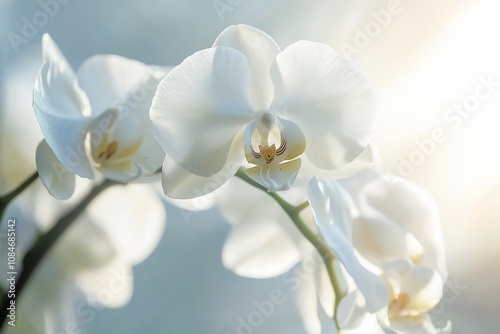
[85,183,166,265]
[222,216,302,279]
[77,54,153,117]
[36,140,75,200]
[150,46,254,177]
[213,24,280,110]
[271,40,377,170]
[307,178,389,313]
[161,130,244,199]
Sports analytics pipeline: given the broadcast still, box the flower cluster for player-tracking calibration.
[0,23,450,334]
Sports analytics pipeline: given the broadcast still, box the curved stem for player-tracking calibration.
[295,201,310,212]
[0,179,118,331]
[235,170,343,331]
[0,171,39,224]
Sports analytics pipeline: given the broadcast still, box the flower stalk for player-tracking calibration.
[0,178,118,331]
[0,171,39,225]
[235,170,343,331]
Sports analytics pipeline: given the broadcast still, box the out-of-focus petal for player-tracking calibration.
[353,215,425,269]
[337,290,368,329]
[36,140,75,200]
[85,183,166,265]
[222,210,301,278]
[359,175,447,279]
[298,145,373,183]
[390,314,452,334]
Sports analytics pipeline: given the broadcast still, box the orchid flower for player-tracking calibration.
[0,180,165,333]
[216,176,387,333]
[33,34,166,200]
[381,259,451,334]
[351,174,448,280]
[313,174,450,333]
[150,24,377,198]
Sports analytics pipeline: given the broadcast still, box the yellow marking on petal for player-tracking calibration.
[259,144,276,164]
[106,141,118,159]
[97,141,119,162]
[389,293,410,317]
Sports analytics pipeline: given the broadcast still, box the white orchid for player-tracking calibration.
[0,180,165,333]
[150,24,377,198]
[33,34,165,200]
[216,176,388,333]
[309,175,450,333]
[381,259,450,334]
[347,175,450,333]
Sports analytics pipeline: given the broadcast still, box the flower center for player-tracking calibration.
[388,293,410,318]
[97,140,119,163]
[259,144,276,164]
[246,110,289,166]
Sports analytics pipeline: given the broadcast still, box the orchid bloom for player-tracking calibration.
[150,24,377,198]
[346,174,450,333]
[216,176,387,333]
[313,174,450,333]
[0,180,165,334]
[33,34,165,200]
[351,174,448,281]
[381,259,450,334]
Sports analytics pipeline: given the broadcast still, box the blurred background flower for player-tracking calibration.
[1,0,499,333]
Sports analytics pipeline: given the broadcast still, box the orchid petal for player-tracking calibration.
[150,47,254,177]
[308,179,389,313]
[353,215,425,269]
[244,158,301,191]
[390,314,452,334]
[38,34,92,118]
[214,24,280,110]
[85,183,166,264]
[219,178,304,278]
[161,131,244,199]
[222,216,302,278]
[77,54,152,117]
[298,145,373,183]
[337,290,368,329]
[271,41,376,170]
[359,175,447,279]
[34,35,94,178]
[35,140,75,200]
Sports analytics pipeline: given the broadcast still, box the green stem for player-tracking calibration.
[0,178,118,331]
[0,171,39,223]
[295,201,310,212]
[235,170,343,331]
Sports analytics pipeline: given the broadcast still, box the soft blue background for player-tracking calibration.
[2,1,498,333]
